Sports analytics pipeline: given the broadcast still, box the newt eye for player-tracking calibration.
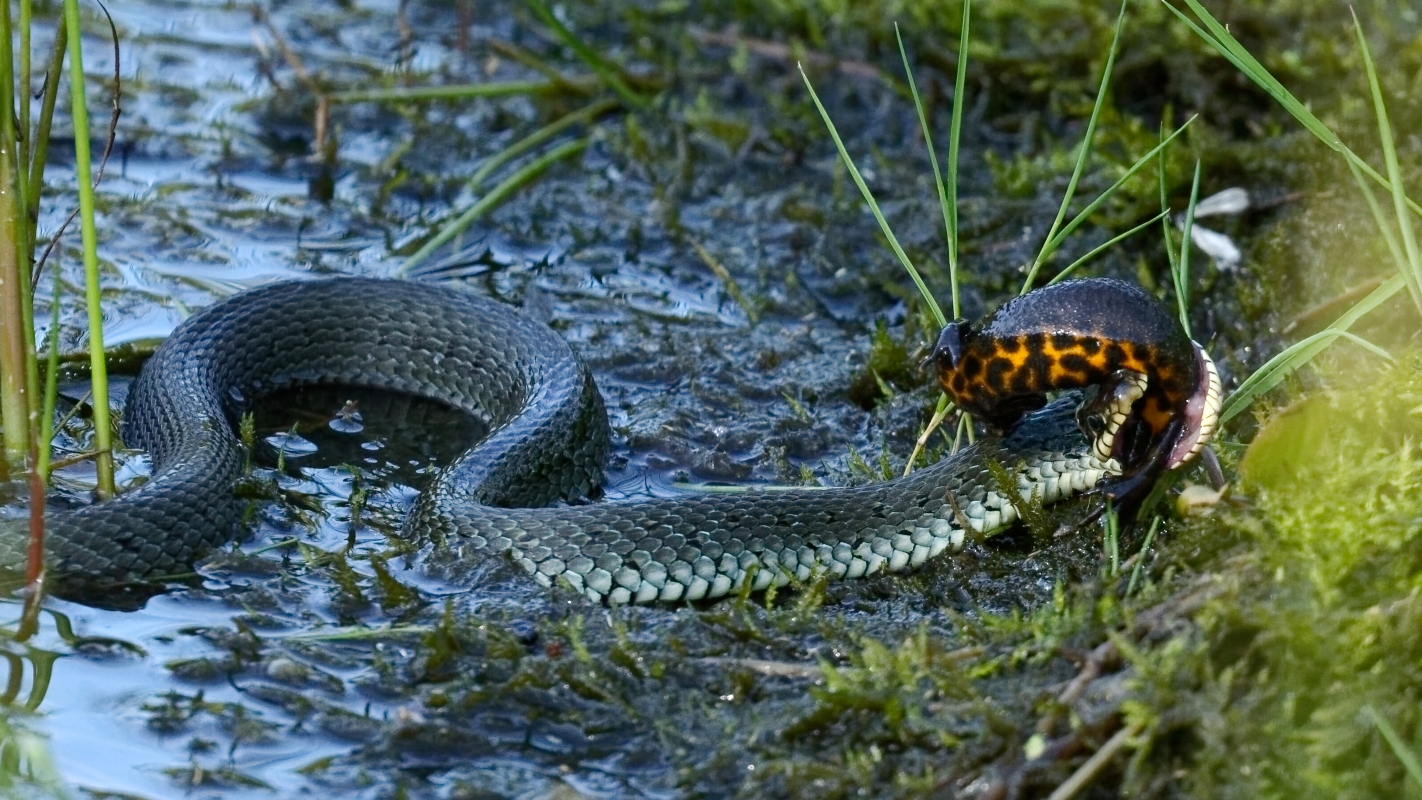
[927,319,971,372]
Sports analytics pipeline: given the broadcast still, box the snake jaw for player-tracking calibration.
[1080,342,1221,476]
[1165,342,1222,470]
[1083,370,1148,466]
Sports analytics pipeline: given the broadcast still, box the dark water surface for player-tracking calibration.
[24,0,1007,793]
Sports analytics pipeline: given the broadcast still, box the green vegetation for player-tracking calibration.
[1183,356,1422,797]
[789,0,1422,794]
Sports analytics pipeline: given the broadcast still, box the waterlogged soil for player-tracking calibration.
[5,0,1417,797]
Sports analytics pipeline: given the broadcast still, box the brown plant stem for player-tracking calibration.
[0,0,31,466]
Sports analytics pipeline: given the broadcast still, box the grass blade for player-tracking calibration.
[890,26,974,477]
[1352,9,1422,317]
[896,25,958,319]
[1125,516,1161,596]
[1174,159,1201,336]
[1049,210,1167,285]
[947,0,971,318]
[799,64,945,327]
[525,0,647,109]
[27,20,65,245]
[1339,150,1422,224]
[325,79,597,104]
[1038,117,1196,271]
[400,137,589,275]
[1163,0,1422,222]
[1021,0,1128,294]
[17,0,29,167]
[1219,275,1403,423]
[1216,117,1422,422]
[1168,0,1337,148]
[468,97,617,191]
[1365,706,1422,788]
[1158,119,1179,286]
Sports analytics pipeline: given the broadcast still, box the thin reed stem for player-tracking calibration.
[25,278,60,592]
[18,0,30,168]
[63,0,115,498]
[37,272,61,485]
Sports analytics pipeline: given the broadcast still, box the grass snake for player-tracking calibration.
[0,279,1120,603]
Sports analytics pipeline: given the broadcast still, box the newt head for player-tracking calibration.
[926,318,971,375]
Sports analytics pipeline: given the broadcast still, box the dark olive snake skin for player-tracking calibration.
[0,279,1119,603]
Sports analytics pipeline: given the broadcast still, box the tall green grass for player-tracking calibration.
[1160,0,1417,420]
[802,2,1194,474]
[0,0,117,622]
[805,0,1419,478]
[803,2,1196,331]
[801,9,973,474]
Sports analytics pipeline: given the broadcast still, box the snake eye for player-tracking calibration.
[1076,370,1148,464]
[1083,414,1105,437]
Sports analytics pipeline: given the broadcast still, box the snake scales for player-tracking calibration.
[0,279,1119,603]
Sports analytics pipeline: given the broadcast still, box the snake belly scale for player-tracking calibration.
[1,279,1117,604]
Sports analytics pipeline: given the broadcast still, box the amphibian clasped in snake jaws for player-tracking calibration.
[929,278,1221,516]
[0,277,1220,604]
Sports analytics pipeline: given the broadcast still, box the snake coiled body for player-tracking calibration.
[0,279,1117,603]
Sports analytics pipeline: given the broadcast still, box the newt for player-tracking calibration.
[927,278,1221,508]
